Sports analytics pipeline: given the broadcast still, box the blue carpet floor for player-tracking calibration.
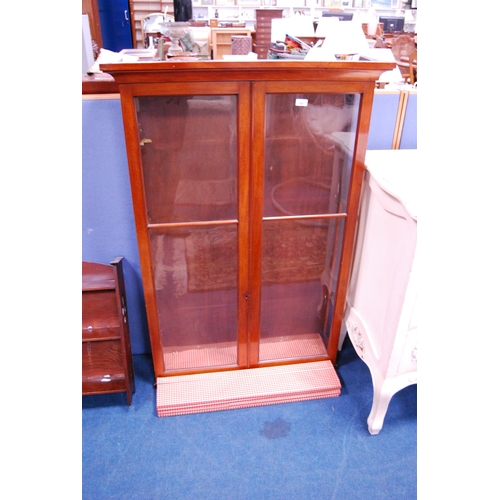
[82,338,417,499]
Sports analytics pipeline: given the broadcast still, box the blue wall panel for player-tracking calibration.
[82,98,150,354]
[367,92,400,150]
[400,92,417,150]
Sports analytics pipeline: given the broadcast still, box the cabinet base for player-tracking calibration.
[156,360,340,417]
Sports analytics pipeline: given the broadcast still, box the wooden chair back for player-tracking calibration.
[391,35,416,83]
[408,49,417,85]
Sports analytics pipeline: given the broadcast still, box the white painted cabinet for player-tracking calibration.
[343,149,417,435]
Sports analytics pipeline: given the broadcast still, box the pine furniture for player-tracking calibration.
[211,27,254,59]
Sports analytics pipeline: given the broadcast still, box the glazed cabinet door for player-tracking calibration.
[249,82,364,366]
[121,79,368,377]
[122,82,252,376]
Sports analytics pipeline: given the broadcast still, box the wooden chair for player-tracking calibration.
[408,49,417,85]
[390,34,416,83]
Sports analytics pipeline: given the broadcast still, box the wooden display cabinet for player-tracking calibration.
[101,60,394,382]
[82,257,135,405]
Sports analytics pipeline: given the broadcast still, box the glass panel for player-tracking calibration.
[136,95,238,224]
[259,218,343,361]
[263,93,359,217]
[150,225,238,372]
[136,94,239,373]
[259,93,359,361]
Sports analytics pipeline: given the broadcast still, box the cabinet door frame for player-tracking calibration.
[251,80,376,361]
[120,82,252,377]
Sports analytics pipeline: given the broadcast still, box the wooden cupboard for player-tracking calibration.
[101,61,394,381]
[254,9,283,59]
[82,257,135,404]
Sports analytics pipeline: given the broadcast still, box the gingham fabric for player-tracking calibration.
[163,334,328,370]
[156,360,341,417]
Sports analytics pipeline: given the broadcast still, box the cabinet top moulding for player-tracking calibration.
[101,60,395,84]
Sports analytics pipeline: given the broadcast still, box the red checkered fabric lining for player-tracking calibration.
[156,360,341,417]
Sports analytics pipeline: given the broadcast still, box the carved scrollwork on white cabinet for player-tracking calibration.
[347,321,364,359]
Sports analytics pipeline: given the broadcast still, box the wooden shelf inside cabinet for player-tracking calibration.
[82,257,135,405]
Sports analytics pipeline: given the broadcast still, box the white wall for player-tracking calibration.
[82,14,94,74]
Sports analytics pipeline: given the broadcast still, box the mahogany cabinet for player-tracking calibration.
[82,257,135,404]
[101,60,394,381]
[254,9,283,59]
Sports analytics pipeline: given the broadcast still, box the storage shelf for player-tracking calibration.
[82,258,135,405]
[82,335,122,342]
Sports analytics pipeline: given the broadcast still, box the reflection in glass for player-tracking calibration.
[259,218,340,361]
[150,226,238,372]
[136,95,238,224]
[264,93,359,218]
[259,93,359,361]
[136,94,239,373]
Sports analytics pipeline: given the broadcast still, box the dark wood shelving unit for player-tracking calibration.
[82,257,135,405]
[254,9,283,59]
